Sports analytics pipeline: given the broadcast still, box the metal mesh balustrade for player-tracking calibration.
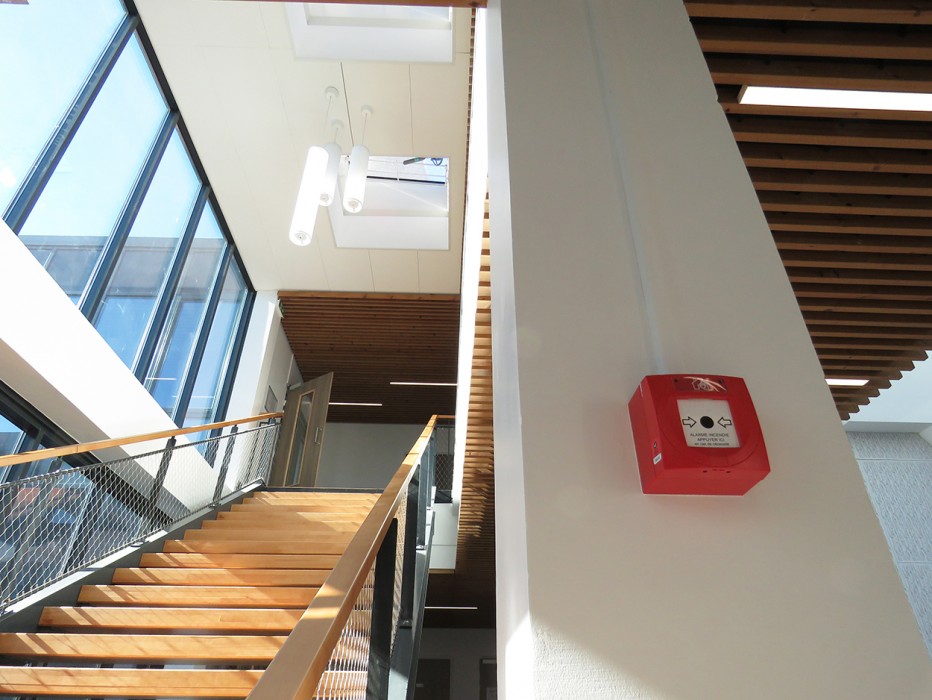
[391,472,411,653]
[312,563,375,700]
[0,421,280,608]
[432,423,454,503]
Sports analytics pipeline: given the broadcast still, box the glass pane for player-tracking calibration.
[18,34,168,301]
[183,264,248,427]
[0,0,125,215]
[93,131,200,368]
[286,394,314,486]
[145,206,227,416]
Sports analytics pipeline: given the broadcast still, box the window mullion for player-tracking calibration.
[3,15,138,232]
[172,249,233,425]
[78,110,178,320]
[134,184,211,381]
[211,290,256,425]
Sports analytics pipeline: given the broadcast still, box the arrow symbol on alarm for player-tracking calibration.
[718,417,733,428]
[682,417,696,428]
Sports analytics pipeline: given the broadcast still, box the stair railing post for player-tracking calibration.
[211,426,238,505]
[144,437,176,535]
[367,518,398,699]
[398,472,420,628]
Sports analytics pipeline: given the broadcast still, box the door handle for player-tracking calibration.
[314,427,323,445]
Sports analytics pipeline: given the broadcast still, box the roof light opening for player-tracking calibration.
[825,378,869,387]
[391,381,457,387]
[738,86,932,113]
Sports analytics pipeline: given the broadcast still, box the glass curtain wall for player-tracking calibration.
[0,0,253,428]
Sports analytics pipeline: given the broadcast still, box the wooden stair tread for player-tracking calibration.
[231,502,373,513]
[112,567,330,586]
[216,511,364,522]
[40,606,304,632]
[183,528,355,541]
[79,584,319,608]
[138,553,341,569]
[199,519,360,532]
[163,540,349,555]
[0,667,262,698]
[0,633,285,662]
[243,489,382,503]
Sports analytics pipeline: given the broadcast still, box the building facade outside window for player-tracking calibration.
[0,0,253,428]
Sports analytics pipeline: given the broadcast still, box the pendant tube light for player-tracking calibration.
[320,121,343,207]
[343,106,373,214]
[288,87,340,246]
[288,145,328,246]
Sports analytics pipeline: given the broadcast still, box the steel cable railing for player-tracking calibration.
[0,417,280,609]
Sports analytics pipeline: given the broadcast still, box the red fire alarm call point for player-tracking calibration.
[627,374,770,495]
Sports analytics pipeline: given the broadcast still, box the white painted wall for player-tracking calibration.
[487,1,932,698]
[419,628,496,700]
[316,422,424,489]
[227,291,297,420]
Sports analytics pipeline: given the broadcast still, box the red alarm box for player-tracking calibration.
[628,374,770,495]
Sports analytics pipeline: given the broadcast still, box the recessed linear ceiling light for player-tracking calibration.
[423,606,479,611]
[329,402,383,407]
[390,381,457,387]
[738,85,932,112]
[825,378,870,387]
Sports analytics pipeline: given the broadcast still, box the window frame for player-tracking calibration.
[2,0,255,429]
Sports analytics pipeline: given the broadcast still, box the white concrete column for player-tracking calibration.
[487,1,932,698]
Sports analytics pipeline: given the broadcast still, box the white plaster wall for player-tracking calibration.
[226,291,297,420]
[488,1,932,698]
[419,628,496,700]
[316,422,424,489]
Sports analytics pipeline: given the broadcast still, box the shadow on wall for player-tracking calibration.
[316,423,426,489]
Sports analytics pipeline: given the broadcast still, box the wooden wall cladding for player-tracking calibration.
[278,292,460,425]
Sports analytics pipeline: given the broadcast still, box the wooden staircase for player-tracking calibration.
[0,490,378,698]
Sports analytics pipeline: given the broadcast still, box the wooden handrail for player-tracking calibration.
[0,412,283,469]
[247,416,438,700]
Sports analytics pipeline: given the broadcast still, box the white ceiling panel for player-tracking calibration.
[341,62,414,156]
[135,0,469,296]
[370,250,422,293]
[411,54,469,157]
[138,0,270,49]
[418,249,462,295]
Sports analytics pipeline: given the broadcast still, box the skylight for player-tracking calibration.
[286,3,453,63]
[739,86,932,112]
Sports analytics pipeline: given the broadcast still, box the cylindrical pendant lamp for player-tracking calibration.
[289,145,328,246]
[342,144,370,214]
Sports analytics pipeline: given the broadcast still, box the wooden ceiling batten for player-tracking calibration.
[425,201,496,630]
[278,292,459,425]
[685,0,932,417]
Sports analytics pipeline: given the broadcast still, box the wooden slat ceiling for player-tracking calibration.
[685,0,932,418]
[426,214,495,629]
[278,292,459,425]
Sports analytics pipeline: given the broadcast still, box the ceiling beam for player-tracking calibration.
[709,54,932,92]
[730,115,932,149]
[741,143,932,175]
[684,1,932,24]
[694,21,932,61]
[749,168,932,196]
